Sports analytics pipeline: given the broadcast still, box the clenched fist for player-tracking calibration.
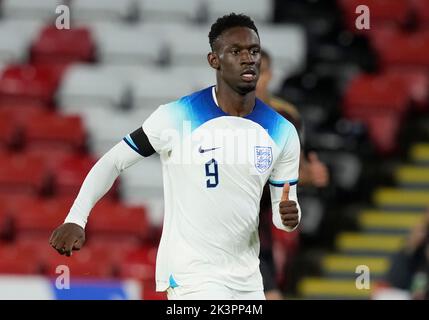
[49,223,85,257]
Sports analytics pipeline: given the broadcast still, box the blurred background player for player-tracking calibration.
[256,49,329,187]
[256,49,329,299]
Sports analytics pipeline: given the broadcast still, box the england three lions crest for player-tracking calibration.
[254,146,273,174]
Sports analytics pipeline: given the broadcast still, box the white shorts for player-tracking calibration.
[166,282,266,300]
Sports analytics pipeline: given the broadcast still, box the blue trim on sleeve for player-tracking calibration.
[123,137,143,156]
[269,179,299,187]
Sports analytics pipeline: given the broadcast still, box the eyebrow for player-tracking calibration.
[227,43,261,49]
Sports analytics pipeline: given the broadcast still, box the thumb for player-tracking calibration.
[281,183,290,202]
[308,152,319,163]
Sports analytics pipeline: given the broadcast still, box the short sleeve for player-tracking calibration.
[269,124,301,232]
[141,104,176,155]
[269,124,300,187]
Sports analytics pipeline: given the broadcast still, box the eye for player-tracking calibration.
[231,49,240,55]
[250,48,260,55]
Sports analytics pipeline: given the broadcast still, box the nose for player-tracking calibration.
[240,50,254,65]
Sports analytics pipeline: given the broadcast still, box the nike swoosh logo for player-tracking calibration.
[198,146,221,153]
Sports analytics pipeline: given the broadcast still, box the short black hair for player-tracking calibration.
[208,13,259,51]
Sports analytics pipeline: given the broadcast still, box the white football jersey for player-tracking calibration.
[123,86,301,292]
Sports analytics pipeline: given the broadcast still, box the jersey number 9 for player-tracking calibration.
[205,159,219,188]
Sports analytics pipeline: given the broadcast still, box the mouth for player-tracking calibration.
[240,69,257,82]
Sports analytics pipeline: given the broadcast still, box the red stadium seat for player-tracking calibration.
[0,238,113,277]
[18,232,138,279]
[14,229,119,278]
[0,64,67,106]
[0,194,39,211]
[370,29,429,69]
[0,194,44,239]
[343,73,411,119]
[411,0,429,28]
[0,105,51,150]
[0,153,50,196]
[14,234,66,252]
[0,104,49,123]
[23,113,87,152]
[85,238,142,263]
[0,203,13,240]
[12,197,75,236]
[365,113,401,155]
[383,69,429,111]
[0,243,43,274]
[13,211,151,270]
[15,230,142,273]
[142,285,167,300]
[31,26,96,65]
[50,154,97,196]
[118,246,157,282]
[118,246,166,300]
[342,73,414,154]
[87,202,150,241]
[43,246,115,278]
[0,116,20,149]
[337,0,412,32]
[51,154,119,198]
[24,149,79,172]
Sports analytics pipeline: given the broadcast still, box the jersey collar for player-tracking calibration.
[210,86,259,118]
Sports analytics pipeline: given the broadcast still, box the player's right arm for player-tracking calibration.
[50,104,175,256]
[49,131,154,256]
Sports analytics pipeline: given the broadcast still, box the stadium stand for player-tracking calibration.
[0,20,44,64]
[413,0,429,28]
[0,153,50,196]
[0,0,63,20]
[0,0,428,300]
[70,0,139,23]
[23,113,87,152]
[88,22,165,65]
[57,64,130,111]
[0,243,43,274]
[207,0,273,23]
[0,63,67,107]
[30,26,96,65]
[284,0,429,299]
[12,196,75,237]
[137,0,204,23]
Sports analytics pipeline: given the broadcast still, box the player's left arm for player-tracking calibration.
[269,125,301,232]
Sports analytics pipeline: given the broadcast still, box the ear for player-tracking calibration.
[207,52,220,70]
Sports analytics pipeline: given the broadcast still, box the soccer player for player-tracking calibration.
[49,13,302,300]
[256,49,329,299]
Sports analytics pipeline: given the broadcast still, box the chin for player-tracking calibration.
[236,82,257,95]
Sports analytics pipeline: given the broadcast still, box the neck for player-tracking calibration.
[215,81,256,117]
